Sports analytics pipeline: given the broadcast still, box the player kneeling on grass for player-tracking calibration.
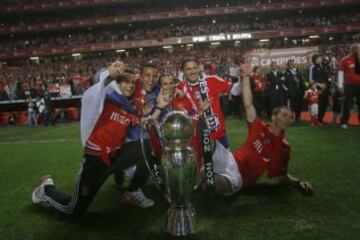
[203,63,314,197]
[31,61,154,215]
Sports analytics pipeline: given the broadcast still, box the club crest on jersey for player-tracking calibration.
[195,91,201,100]
[263,137,271,144]
[110,112,131,125]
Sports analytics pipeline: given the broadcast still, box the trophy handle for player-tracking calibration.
[140,118,169,201]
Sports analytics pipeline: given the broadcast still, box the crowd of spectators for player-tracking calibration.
[0,35,357,103]
[1,12,359,52]
[0,0,300,27]
[0,0,295,10]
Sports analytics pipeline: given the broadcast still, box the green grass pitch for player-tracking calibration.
[0,119,359,240]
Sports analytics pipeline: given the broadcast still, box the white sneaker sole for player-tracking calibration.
[31,175,54,206]
[31,188,41,204]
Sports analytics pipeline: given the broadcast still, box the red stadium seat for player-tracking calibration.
[0,112,10,126]
[67,107,80,121]
[54,108,61,119]
[16,111,28,125]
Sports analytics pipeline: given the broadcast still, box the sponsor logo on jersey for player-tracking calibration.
[253,139,263,154]
[110,112,131,125]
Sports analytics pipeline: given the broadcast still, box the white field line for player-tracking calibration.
[0,128,248,145]
[0,138,79,145]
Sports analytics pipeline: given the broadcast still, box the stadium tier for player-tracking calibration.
[0,0,359,125]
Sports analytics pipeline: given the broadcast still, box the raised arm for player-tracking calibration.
[105,61,126,86]
[240,64,257,123]
[150,88,171,122]
[80,60,125,146]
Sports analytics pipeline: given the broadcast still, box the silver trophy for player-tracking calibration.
[141,111,197,237]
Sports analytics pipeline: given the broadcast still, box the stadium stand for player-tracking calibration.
[0,0,359,125]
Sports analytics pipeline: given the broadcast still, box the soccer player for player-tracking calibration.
[148,73,210,169]
[177,57,232,148]
[132,64,159,116]
[31,61,153,214]
[113,64,159,205]
[150,73,177,121]
[203,64,313,196]
[338,43,360,129]
[151,73,202,121]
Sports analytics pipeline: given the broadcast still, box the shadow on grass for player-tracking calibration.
[240,183,294,197]
[22,183,300,240]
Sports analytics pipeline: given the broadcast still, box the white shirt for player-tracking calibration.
[28,100,35,113]
[230,82,242,96]
[229,66,239,78]
[36,98,45,114]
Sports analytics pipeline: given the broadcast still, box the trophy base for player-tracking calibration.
[165,204,197,237]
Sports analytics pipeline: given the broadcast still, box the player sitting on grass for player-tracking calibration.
[201,63,314,196]
[31,61,154,215]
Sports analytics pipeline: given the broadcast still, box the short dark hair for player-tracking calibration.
[311,54,321,64]
[159,73,174,86]
[181,57,199,70]
[287,59,294,67]
[272,106,290,117]
[141,63,157,74]
[116,68,135,83]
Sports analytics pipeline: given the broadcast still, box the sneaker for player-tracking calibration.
[341,124,348,130]
[31,175,54,206]
[121,188,154,208]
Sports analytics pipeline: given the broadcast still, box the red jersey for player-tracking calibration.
[232,119,290,187]
[0,82,5,92]
[85,99,137,165]
[250,73,263,92]
[131,78,158,116]
[304,88,319,105]
[177,75,231,140]
[340,54,360,85]
[171,96,195,114]
[132,78,146,116]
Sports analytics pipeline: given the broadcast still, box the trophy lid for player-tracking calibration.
[160,111,194,143]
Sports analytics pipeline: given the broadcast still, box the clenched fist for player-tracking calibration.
[108,61,126,79]
[239,63,251,78]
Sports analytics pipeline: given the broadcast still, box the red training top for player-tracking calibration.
[340,54,360,85]
[232,118,290,187]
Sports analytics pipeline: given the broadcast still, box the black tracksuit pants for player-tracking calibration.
[41,141,150,215]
